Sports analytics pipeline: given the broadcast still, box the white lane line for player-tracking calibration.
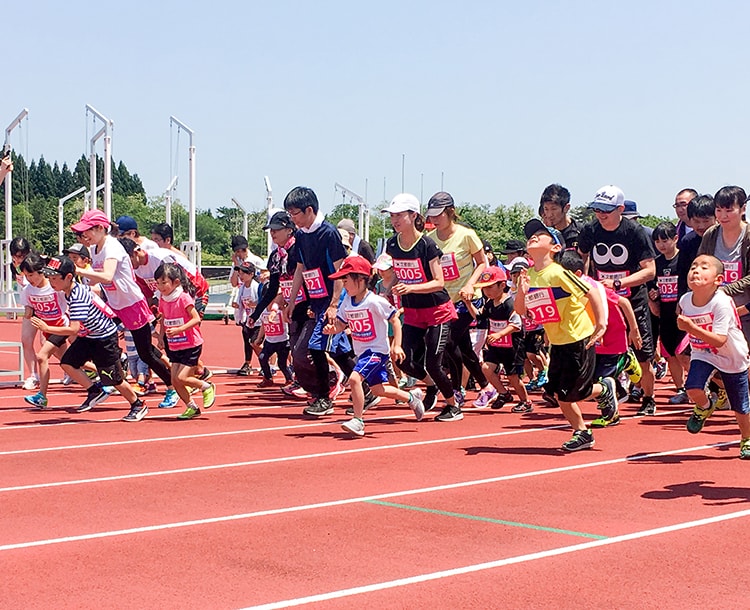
[0,440,735,549]
[0,425,571,491]
[241,507,750,609]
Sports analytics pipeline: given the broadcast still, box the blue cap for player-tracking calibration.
[622,200,642,218]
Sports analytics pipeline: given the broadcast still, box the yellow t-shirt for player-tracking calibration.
[527,262,593,345]
[427,224,484,303]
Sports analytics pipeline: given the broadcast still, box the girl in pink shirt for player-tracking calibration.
[156,263,216,419]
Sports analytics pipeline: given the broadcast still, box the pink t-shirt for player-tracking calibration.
[581,275,627,355]
[158,291,204,351]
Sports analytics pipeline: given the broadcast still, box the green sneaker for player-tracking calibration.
[618,350,642,384]
[686,401,715,434]
[202,382,216,409]
[740,438,750,460]
[178,405,201,420]
[591,377,620,428]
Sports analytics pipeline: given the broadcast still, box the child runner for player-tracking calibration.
[677,254,750,459]
[155,262,216,419]
[324,255,425,437]
[233,262,262,375]
[30,255,147,420]
[471,265,531,412]
[257,304,294,388]
[515,219,615,451]
[10,237,39,390]
[20,253,69,408]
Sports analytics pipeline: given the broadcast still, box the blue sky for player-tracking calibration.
[5,1,749,218]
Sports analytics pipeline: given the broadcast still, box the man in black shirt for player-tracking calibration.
[578,185,658,416]
[539,183,582,251]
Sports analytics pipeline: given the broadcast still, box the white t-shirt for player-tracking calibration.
[135,247,199,297]
[678,290,750,374]
[337,290,395,356]
[236,281,261,327]
[91,235,146,311]
[21,282,68,326]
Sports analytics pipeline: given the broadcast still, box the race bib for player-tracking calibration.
[657,275,679,303]
[392,259,427,285]
[164,316,187,345]
[261,311,284,338]
[29,293,62,321]
[93,261,116,292]
[488,319,512,348]
[597,270,630,297]
[525,287,561,324]
[439,253,460,282]
[302,268,329,299]
[279,279,306,304]
[347,309,376,342]
[241,296,256,310]
[145,278,158,293]
[523,315,542,332]
[687,313,713,350]
[722,260,742,284]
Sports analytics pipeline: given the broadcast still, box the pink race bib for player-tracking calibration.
[687,313,713,350]
[302,268,329,299]
[488,319,512,348]
[439,253,460,282]
[525,287,561,324]
[392,259,427,285]
[657,275,679,303]
[347,309,376,342]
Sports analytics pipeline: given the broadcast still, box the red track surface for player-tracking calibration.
[0,319,747,609]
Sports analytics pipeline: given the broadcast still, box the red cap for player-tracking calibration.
[71,209,111,233]
[474,266,508,288]
[329,255,373,279]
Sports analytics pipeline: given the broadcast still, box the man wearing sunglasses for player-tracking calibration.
[578,185,658,417]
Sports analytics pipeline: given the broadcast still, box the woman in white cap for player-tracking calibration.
[383,193,461,421]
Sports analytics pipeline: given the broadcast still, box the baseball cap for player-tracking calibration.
[231,235,249,251]
[263,210,295,231]
[622,200,642,218]
[70,209,110,233]
[474,266,508,288]
[588,185,625,212]
[43,255,76,278]
[523,218,567,249]
[372,253,393,271]
[424,191,455,217]
[382,193,420,215]
[500,239,527,255]
[114,215,138,233]
[329,255,372,279]
[337,218,357,233]
[508,256,530,274]
[63,242,91,259]
[482,240,494,253]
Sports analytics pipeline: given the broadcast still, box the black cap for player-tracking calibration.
[231,235,249,251]
[482,240,494,253]
[63,242,90,259]
[43,255,76,277]
[500,239,527,255]
[263,211,295,231]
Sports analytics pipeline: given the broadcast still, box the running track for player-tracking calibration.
[0,320,746,609]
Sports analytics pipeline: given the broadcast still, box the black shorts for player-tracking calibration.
[524,329,546,355]
[60,333,124,386]
[168,344,203,367]
[594,353,621,381]
[631,302,655,362]
[484,346,525,376]
[43,332,67,348]
[547,338,595,403]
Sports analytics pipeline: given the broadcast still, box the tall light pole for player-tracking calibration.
[85,105,113,218]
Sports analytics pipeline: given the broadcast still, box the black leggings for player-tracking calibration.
[259,340,293,382]
[130,323,172,387]
[399,322,453,399]
[445,310,488,391]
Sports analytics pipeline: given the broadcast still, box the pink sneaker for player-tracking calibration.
[291,385,310,400]
[329,381,345,401]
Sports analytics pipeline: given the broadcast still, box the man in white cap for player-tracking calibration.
[578,185,658,417]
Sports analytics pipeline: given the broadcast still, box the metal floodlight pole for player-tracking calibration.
[230,197,248,239]
[334,182,368,241]
[164,175,178,226]
[58,186,87,252]
[85,105,113,218]
[4,108,29,242]
[170,116,196,242]
[264,176,273,256]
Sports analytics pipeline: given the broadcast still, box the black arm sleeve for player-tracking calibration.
[249,273,280,322]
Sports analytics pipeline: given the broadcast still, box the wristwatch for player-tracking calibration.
[613,279,622,291]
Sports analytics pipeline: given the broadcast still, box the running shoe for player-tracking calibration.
[341,417,365,437]
[177,405,201,420]
[24,391,48,409]
[398,376,417,389]
[408,388,425,421]
[562,429,595,452]
[686,400,716,434]
[490,392,514,410]
[453,389,466,408]
[525,378,541,391]
[281,380,300,396]
[473,386,498,408]
[434,404,463,422]
[290,385,310,400]
[122,400,148,422]
[22,375,39,391]
[258,377,275,388]
[303,397,334,417]
[536,369,549,387]
[541,391,559,408]
[236,362,250,376]
[653,359,667,380]
[622,350,643,384]
[628,384,644,403]
[713,388,730,410]
[668,389,690,405]
[202,382,216,409]
[591,377,620,428]
[199,367,213,381]
[76,385,110,413]
[511,400,533,413]
[62,373,74,386]
[423,385,439,412]
[637,395,657,416]
[159,388,179,409]
[329,380,345,401]
[740,437,750,460]
[345,394,381,416]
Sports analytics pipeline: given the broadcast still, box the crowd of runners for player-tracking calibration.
[7,159,750,458]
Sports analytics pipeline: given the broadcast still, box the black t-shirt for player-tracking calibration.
[386,233,450,310]
[676,231,701,297]
[561,218,582,251]
[478,295,525,353]
[578,218,656,307]
[652,252,680,315]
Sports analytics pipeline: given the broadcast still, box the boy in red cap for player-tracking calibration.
[324,255,425,437]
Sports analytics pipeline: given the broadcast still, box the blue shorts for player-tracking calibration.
[308,309,351,354]
[353,350,390,387]
[685,359,750,415]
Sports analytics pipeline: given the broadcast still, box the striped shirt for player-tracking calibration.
[67,282,118,339]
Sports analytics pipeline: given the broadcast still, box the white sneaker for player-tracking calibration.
[473,386,498,408]
[23,375,39,391]
[341,417,365,437]
[408,388,425,421]
[62,374,74,386]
